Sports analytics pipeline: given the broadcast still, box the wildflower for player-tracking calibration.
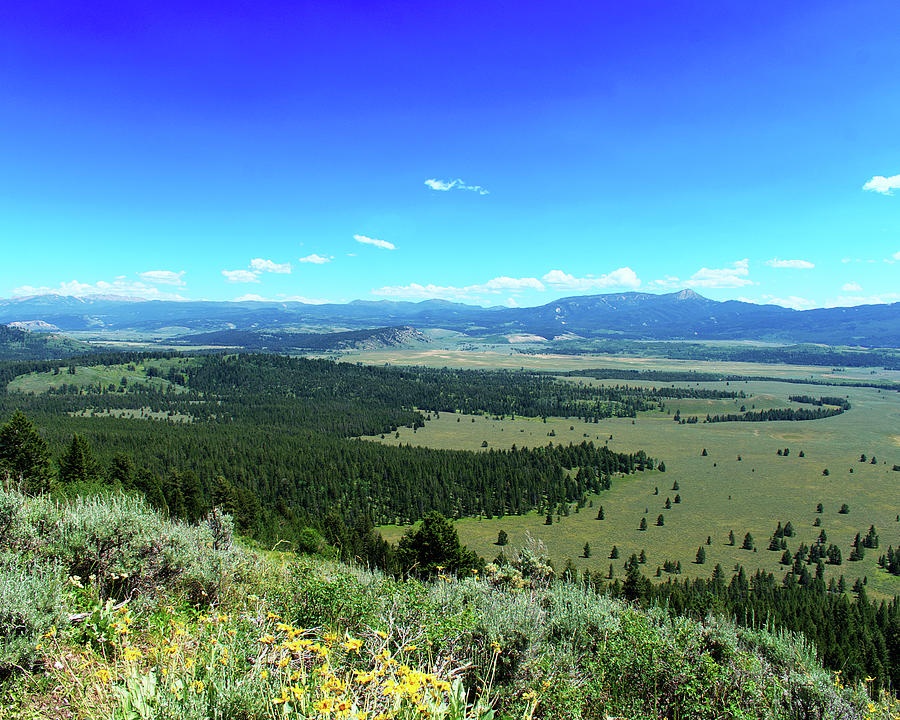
[315,698,335,713]
[95,668,111,682]
[406,645,418,652]
[193,680,204,694]
[375,630,388,639]
[323,632,338,645]
[259,635,277,645]
[343,637,363,652]
[267,612,281,620]
[356,671,375,684]
[69,576,84,588]
[122,648,142,662]
[272,687,289,705]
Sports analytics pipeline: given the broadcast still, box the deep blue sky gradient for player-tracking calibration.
[1,2,898,307]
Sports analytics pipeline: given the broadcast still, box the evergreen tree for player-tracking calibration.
[397,512,482,577]
[639,517,647,531]
[583,542,591,558]
[695,546,706,564]
[496,529,508,546]
[742,532,754,550]
[597,506,604,520]
[656,514,664,526]
[58,434,102,487]
[0,410,54,494]
[728,530,736,545]
[108,453,135,492]
[610,545,619,559]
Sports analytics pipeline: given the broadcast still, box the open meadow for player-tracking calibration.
[368,362,900,598]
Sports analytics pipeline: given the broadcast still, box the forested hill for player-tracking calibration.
[0,323,91,360]
[0,353,667,544]
[172,325,430,351]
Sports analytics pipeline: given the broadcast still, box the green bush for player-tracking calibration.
[0,553,65,672]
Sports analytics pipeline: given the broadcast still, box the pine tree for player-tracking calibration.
[58,434,102,486]
[728,530,735,545]
[583,542,591,558]
[639,517,647,531]
[0,410,54,494]
[596,506,604,520]
[496,529,508,546]
[695,546,706,564]
[742,532,754,550]
[656,514,664,526]
[610,545,619,559]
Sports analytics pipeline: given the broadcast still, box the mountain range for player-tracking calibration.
[1,290,898,347]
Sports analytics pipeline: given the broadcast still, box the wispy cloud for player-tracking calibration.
[683,259,753,288]
[542,268,640,291]
[827,292,900,307]
[863,174,900,195]
[12,278,187,300]
[279,295,332,304]
[354,234,396,250]
[372,268,641,301]
[755,295,817,310]
[372,274,544,301]
[298,254,333,264]
[766,258,814,269]
[842,282,862,292]
[138,270,186,286]
[250,258,291,274]
[232,294,270,302]
[221,269,260,283]
[424,178,490,195]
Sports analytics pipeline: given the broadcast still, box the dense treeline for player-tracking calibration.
[564,367,900,391]
[789,394,852,410]
[530,339,900,370]
[706,406,845,422]
[1,353,660,555]
[600,564,900,692]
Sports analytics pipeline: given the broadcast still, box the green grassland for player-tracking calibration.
[7,357,193,394]
[344,347,900,384]
[68,406,194,422]
[372,379,900,598]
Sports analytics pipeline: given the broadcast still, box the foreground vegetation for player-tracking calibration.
[2,489,898,720]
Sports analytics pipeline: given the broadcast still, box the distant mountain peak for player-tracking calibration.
[674,289,705,301]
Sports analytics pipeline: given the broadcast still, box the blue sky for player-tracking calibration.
[1,2,898,309]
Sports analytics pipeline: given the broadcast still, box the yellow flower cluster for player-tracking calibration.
[256,619,475,719]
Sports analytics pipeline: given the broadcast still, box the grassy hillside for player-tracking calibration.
[0,324,92,361]
[1,489,895,720]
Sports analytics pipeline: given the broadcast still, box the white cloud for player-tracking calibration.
[757,295,817,310]
[766,258,814,269]
[842,282,862,292]
[12,278,187,300]
[354,234,396,250]
[481,276,546,291]
[827,292,900,307]
[279,295,332,304]
[373,274,545,301]
[542,267,641,291]
[685,259,753,288]
[424,178,489,195]
[138,270,186,286]
[249,258,291,274]
[372,269,641,302]
[298,254,333,264]
[232,294,270,302]
[863,174,900,195]
[222,269,260,283]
